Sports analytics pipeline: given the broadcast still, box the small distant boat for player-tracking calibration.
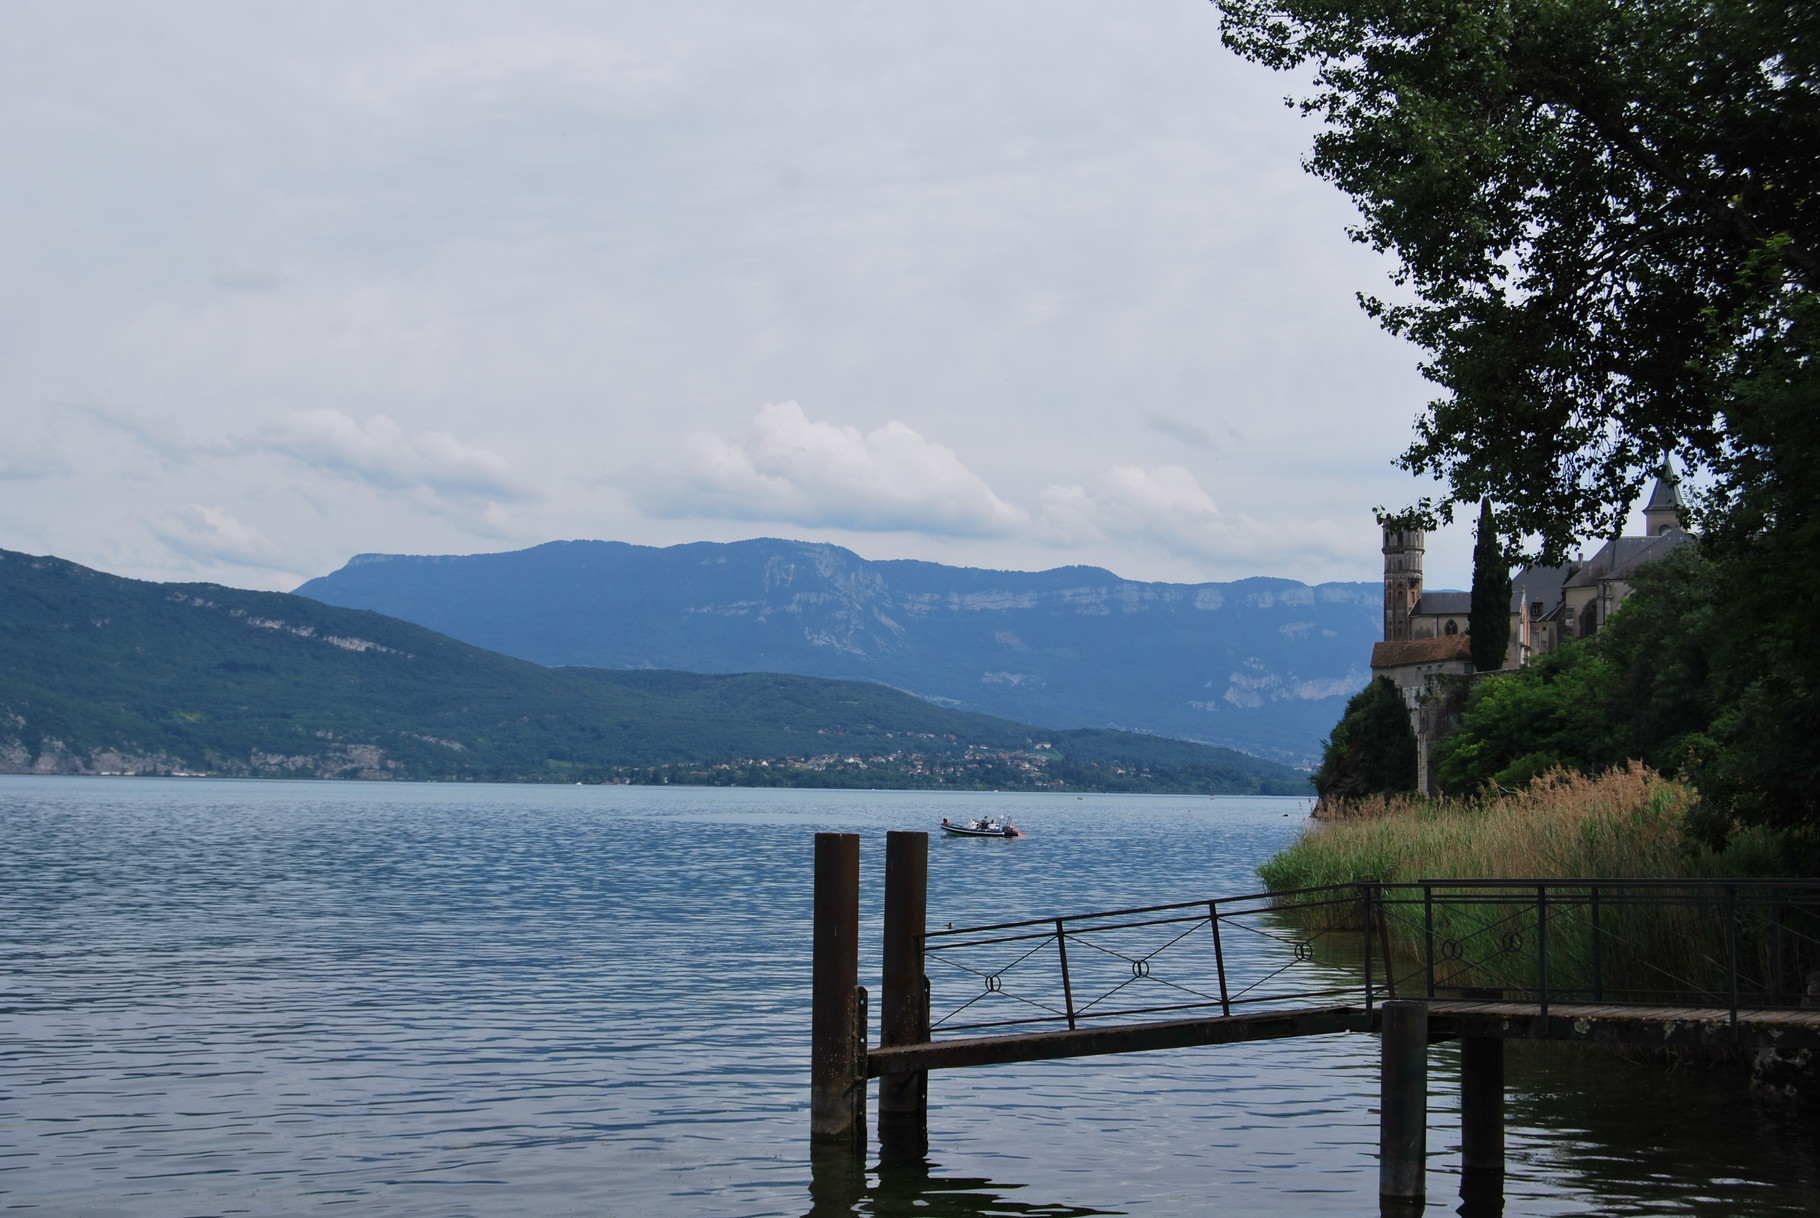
[940,816,1022,838]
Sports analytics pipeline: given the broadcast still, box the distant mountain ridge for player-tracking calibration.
[0,548,1306,793]
[296,539,1379,763]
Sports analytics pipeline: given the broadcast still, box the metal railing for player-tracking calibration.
[921,880,1820,1037]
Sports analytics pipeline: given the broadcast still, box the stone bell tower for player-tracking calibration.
[1382,527,1424,642]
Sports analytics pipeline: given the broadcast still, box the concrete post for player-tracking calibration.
[1380,999,1429,1207]
[810,833,864,1148]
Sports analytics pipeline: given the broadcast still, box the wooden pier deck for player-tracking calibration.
[867,1000,1820,1075]
[1428,998,1820,1047]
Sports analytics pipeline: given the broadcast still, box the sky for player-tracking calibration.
[0,0,1517,593]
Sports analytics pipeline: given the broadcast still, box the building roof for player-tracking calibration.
[1412,590,1471,616]
[1371,635,1475,669]
[1562,531,1691,587]
[1510,564,1573,614]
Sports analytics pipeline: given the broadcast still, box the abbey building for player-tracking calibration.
[1370,466,1691,790]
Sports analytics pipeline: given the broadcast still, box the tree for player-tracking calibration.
[1432,644,1621,792]
[1216,0,1818,554]
[1218,0,1820,845]
[1312,676,1418,802]
[1468,500,1511,672]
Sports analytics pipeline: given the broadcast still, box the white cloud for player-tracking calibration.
[150,504,282,569]
[632,401,1028,537]
[247,410,533,505]
[1038,465,1359,567]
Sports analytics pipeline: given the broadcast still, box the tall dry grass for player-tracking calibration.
[1259,763,1776,891]
[1258,765,1807,1007]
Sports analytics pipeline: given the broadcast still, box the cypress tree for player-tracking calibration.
[1469,499,1512,672]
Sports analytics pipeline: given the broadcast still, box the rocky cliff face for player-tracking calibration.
[297,539,1376,763]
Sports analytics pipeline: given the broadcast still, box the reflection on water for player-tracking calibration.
[2,777,1817,1217]
[1499,1041,1820,1214]
[808,1146,1123,1218]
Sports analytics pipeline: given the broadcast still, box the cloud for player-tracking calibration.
[1038,465,1356,564]
[150,504,283,569]
[0,437,72,481]
[631,401,1028,537]
[1144,413,1220,451]
[1039,465,1223,542]
[246,410,532,505]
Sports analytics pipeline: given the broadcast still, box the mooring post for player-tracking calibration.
[1458,988,1504,1181]
[879,830,930,1158]
[811,832,865,1149]
[1379,998,1429,1208]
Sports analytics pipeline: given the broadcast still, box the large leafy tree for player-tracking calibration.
[1216,0,1818,551]
[1218,0,1820,842]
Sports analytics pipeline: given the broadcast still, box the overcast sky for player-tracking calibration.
[1,0,1516,593]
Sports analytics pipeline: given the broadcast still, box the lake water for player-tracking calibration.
[2,776,1817,1216]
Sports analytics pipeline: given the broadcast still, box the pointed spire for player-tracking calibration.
[1643,454,1685,536]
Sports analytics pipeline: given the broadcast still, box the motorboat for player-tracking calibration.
[940,816,1022,838]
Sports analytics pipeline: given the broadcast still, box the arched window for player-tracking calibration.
[1443,619,1458,635]
[1580,602,1598,637]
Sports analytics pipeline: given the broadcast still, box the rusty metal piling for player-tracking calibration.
[878,831,930,1156]
[1379,999,1429,1208]
[1459,989,1505,1188]
[810,832,865,1149]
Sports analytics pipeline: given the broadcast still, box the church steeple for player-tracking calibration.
[1643,457,1685,536]
[1382,527,1424,641]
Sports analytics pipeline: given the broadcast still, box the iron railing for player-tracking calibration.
[921,879,1820,1037]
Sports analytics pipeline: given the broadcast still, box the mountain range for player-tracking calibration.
[0,548,1306,793]
[297,539,1379,763]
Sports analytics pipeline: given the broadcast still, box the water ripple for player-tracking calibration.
[3,778,1817,1216]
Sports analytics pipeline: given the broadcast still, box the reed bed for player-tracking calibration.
[1258,765,1815,1007]
[1258,764,1705,891]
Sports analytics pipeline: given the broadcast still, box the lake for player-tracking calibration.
[2,776,1816,1216]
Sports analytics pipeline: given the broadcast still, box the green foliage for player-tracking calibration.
[1433,549,1721,795]
[1218,0,1818,555]
[1311,676,1417,801]
[1468,500,1511,671]
[1431,542,1820,863]
[0,549,1303,794]
[1432,645,1621,793]
[1687,341,1820,846]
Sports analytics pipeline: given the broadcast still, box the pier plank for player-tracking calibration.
[866,1006,1373,1076]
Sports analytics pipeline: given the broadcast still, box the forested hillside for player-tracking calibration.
[0,549,1306,793]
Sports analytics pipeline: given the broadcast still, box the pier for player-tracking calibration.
[810,832,1820,1212]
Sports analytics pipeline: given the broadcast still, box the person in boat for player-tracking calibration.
[942,817,951,826]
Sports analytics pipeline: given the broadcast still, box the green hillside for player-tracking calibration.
[0,550,1308,793]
